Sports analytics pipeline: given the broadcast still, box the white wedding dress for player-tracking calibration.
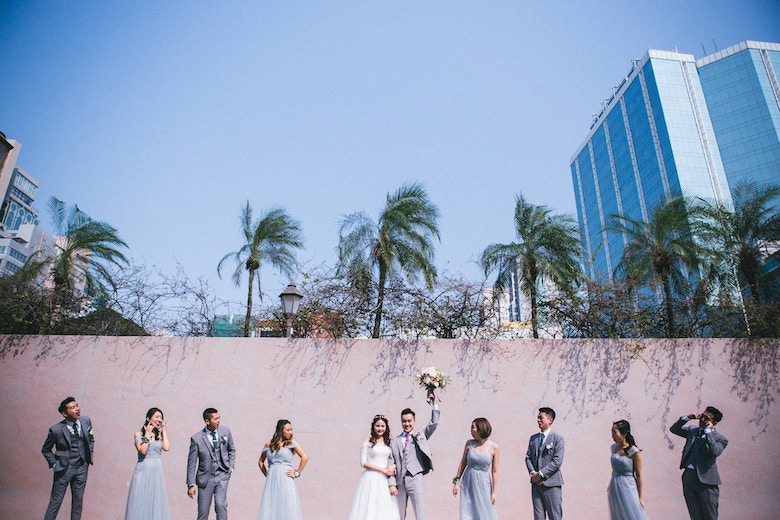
[347,440,401,520]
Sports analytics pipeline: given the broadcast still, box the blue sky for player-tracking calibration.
[2,1,779,310]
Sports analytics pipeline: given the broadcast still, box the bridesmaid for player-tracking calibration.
[608,420,649,520]
[124,407,171,520]
[258,419,309,520]
[452,417,499,520]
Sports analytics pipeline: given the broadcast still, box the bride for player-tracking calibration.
[347,415,401,520]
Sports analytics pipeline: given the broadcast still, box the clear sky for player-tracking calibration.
[2,1,779,311]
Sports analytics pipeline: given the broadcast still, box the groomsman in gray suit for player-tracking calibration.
[525,407,564,520]
[390,391,440,520]
[41,396,95,520]
[671,406,728,520]
[187,408,236,520]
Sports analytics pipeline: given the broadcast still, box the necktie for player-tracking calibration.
[402,433,410,472]
[73,422,79,438]
[211,430,218,448]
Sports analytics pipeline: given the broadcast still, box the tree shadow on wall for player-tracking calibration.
[544,337,778,446]
[364,338,429,400]
[0,334,40,360]
[0,335,202,397]
[725,338,780,438]
[533,337,712,449]
[269,338,358,399]
[450,339,519,399]
[644,339,712,449]
[536,338,638,420]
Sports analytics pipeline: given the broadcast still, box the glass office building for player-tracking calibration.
[571,40,780,281]
[697,41,780,190]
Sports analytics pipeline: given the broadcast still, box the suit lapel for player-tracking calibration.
[59,420,73,448]
[200,429,213,460]
[683,428,699,460]
[535,432,542,460]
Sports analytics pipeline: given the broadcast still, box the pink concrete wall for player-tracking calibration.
[1,335,778,519]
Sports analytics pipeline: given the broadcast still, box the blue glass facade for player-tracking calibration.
[571,48,732,280]
[697,41,780,189]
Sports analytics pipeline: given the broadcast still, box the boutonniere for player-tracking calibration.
[414,432,423,441]
[221,435,228,443]
[545,442,553,451]
[88,427,94,437]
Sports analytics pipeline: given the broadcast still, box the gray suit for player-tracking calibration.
[525,430,564,520]
[671,417,728,520]
[42,416,94,520]
[187,426,236,520]
[391,407,440,520]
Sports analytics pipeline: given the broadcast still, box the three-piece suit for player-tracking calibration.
[187,426,236,520]
[41,416,95,520]
[525,429,565,520]
[390,407,440,520]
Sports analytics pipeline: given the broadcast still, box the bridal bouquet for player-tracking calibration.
[415,366,449,404]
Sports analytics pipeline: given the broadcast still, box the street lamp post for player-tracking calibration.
[279,280,303,338]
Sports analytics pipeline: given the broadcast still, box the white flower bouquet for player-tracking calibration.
[415,366,449,404]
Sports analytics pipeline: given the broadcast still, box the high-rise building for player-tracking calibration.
[697,41,780,190]
[570,40,779,281]
[0,133,52,278]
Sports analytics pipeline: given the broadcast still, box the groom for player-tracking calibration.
[41,396,95,520]
[525,406,565,520]
[187,407,236,520]
[391,391,440,520]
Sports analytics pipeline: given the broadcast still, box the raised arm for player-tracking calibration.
[160,422,170,451]
[670,414,695,438]
[424,406,440,439]
[703,431,728,458]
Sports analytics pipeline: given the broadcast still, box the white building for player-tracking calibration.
[0,133,54,278]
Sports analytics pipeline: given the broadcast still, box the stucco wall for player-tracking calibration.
[1,335,778,519]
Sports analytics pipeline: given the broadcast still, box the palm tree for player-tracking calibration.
[337,182,440,338]
[481,194,582,339]
[699,180,780,303]
[218,201,303,337]
[609,197,709,337]
[48,197,128,298]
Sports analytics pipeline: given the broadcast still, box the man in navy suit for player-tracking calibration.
[525,407,564,520]
[671,406,728,520]
[41,397,95,520]
[187,407,236,520]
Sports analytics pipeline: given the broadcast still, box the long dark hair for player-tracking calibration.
[369,415,391,447]
[141,407,164,440]
[269,419,292,452]
[613,420,638,450]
